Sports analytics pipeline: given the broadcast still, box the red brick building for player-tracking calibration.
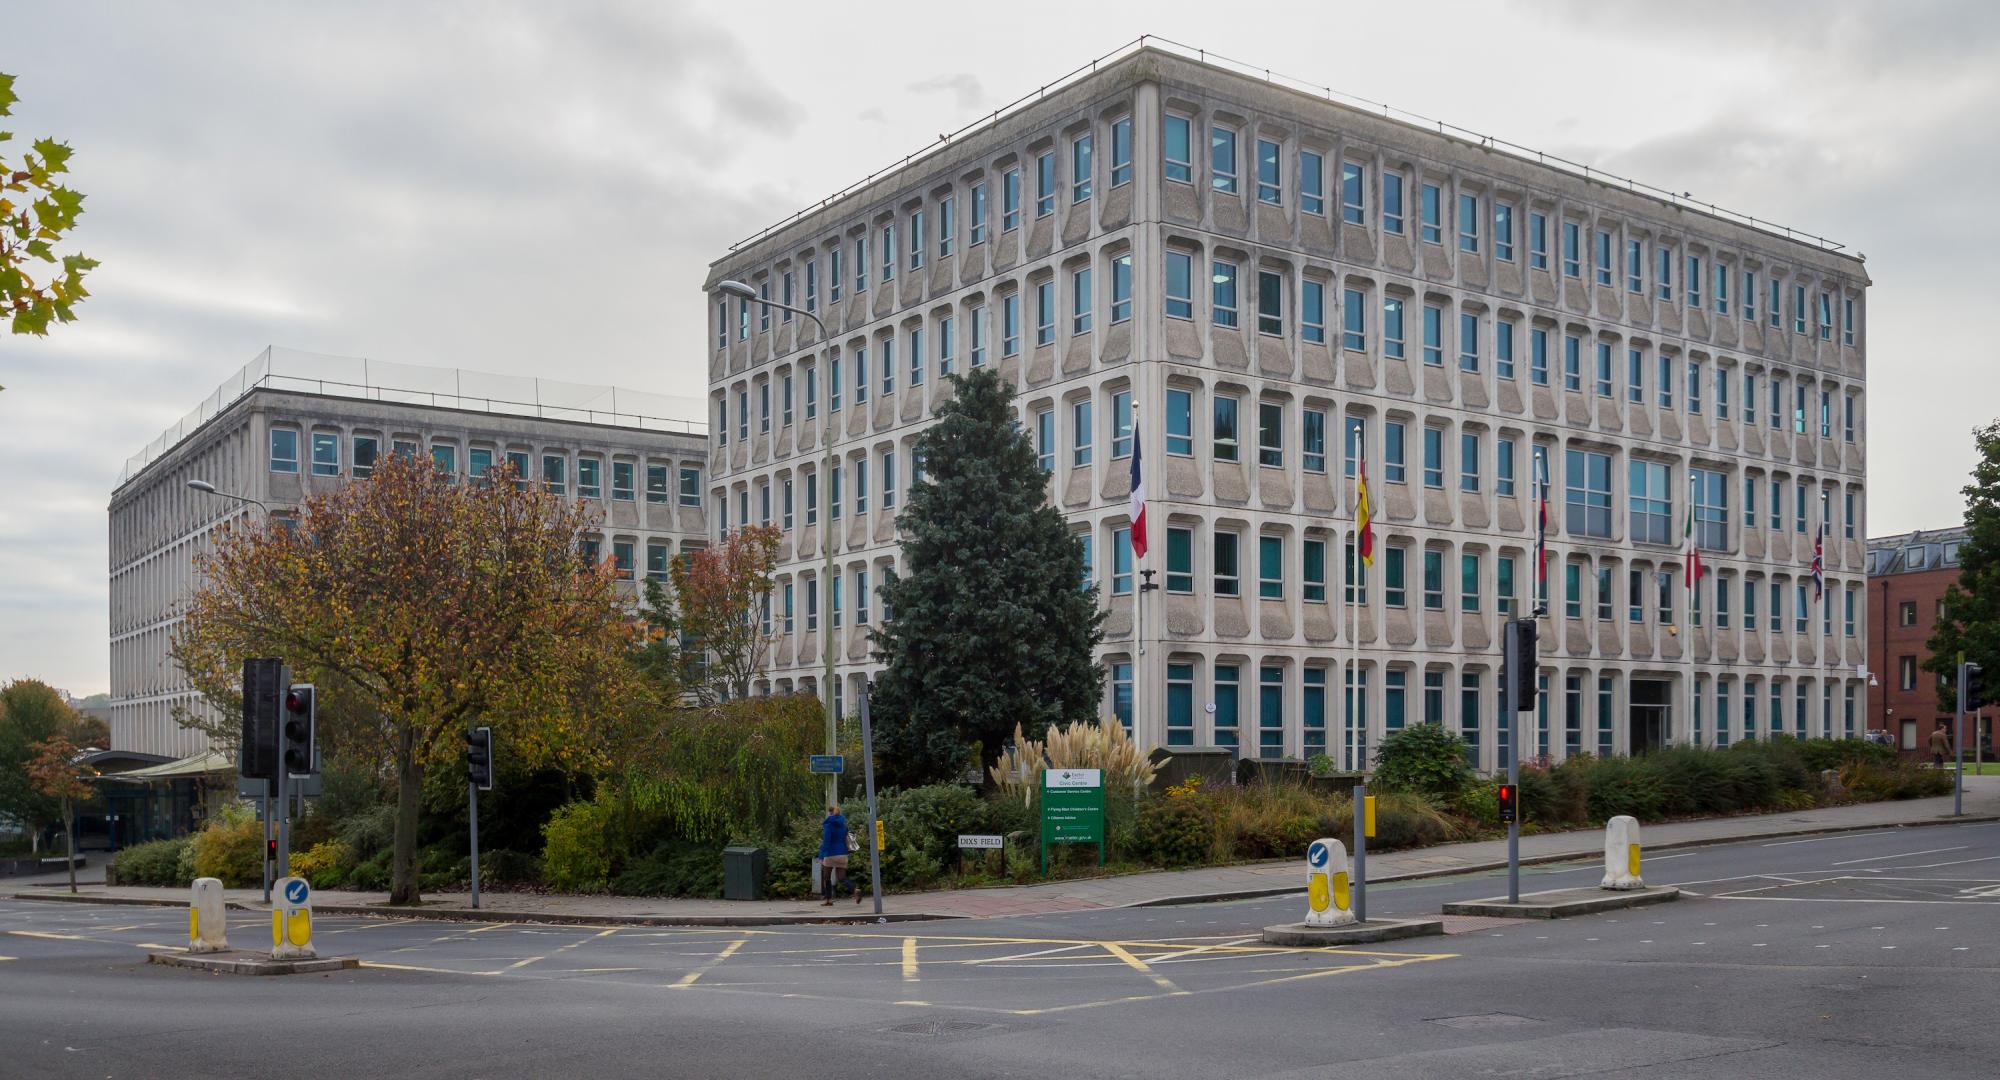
[1866,527,1991,756]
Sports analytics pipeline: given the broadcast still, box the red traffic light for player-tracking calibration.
[285,691,307,713]
[1497,783,1519,824]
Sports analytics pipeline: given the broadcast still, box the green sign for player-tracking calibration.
[1039,768,1105,873]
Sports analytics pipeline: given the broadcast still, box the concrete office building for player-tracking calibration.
[704,43,1870,769]
[1866,527,1988,756]
[109,348,708,759]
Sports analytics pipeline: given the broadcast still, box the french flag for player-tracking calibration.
[1130,423,1147,560]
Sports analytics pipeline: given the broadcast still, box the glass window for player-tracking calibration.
[1384,420,1406,483]
[1302,280,1326,344]
[1562,220,1580,278]
[1071,133,1092,202]
[1459,311,1478,372]
[1212,261,1239,327]
[1693,467,1728,550]
[1167,663,1194,746]
[1165,250,1193,319]
[1423,549,1444,610]
[1384,297,1406,359]
[612,541,634,580]
[1259,666,1284,757]
[1629,459,1671,545]
[1422,426,1444,489]
[1422,303,1443,366]
[1002,294,1020,356]
[1497,436,1515,496]
[1035,150,1055,217]
[1495,202,1514,261]
[1594,229,1612,286]
[1166,388,1193,456]
[1164,114,1192,183]
[1382,168,1403,233]
[543,454,566,496]
[1255,138,1280,204]
[310,432,338,476]
[1258,401,1283,467]
[1305,537,1327,602]
[1386,669,1407,733]
[969,181,987,246]
[1110,254,1131,323]
[1658,246,1674,301]
[1213,394,1239,461]
[1529,212,1548,270]
[1530,327,1548,385]
[577,456,601,498]
[1301,150,1324,214]
[1420,182,1442,244]
[1595,342,1612,397]
[269,428,299,473]
[1496,320,1515,379]
[1458,192,1479,252]
[351,435,378,479]
[1071,267,1092,335]
[1384,546,1407,607]
[1110,115,1132,187]
[1002,168,1020,232]
[678,466,701,507]
[1035,409,1055,473]
[1071,398,1094,467]
[1211,125,1237,193]
[1303,408,1327,473]
[1459,431,1480,493]
[1257,270,1283,336]
[1214,664,1240,751]
[1563,333,1581,392]
[1628,348,1645,403]
[1214,530,1240,596]
[1166,527,1194,593]
[1035,280,1056,346]
[645,463,669,503]
[1461,552,1481,612]
[1259,535,1283,599]
[1565,449,1613,538]
[1111,389,1133,458]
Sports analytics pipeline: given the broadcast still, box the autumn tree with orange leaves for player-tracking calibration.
[172,452,647,905]
[651,524,781,704]
[28,734,95,894]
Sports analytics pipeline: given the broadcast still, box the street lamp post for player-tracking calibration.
[716,280,839,810]
[185,478,271,519]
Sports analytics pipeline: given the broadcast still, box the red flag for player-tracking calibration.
[1129,423,1147,560]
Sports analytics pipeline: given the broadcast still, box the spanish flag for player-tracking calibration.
[1357,450,1375,567]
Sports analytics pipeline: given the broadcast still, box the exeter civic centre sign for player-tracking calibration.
[1039,768,1105,873]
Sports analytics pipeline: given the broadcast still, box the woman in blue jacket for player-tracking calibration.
[818,805,859,905]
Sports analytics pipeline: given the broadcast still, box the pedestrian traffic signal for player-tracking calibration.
[281,684,316,776]
[1964,663,1985,712]
[1497,783,1519,824]
[465,726,494,791]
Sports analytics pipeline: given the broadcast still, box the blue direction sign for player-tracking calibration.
[808,754,845,775]
[284,878,310,905]
[1308,841,1330,869]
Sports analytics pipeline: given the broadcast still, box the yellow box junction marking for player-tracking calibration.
[671,937,747,988]
[901,937,920,982]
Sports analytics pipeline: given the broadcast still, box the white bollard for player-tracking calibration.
[271,876,317,959]
[1601,815,1644,891]
[1304,838,1356,926]
[188,877,229,953]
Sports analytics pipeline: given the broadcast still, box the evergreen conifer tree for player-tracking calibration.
[869,368,1105,785]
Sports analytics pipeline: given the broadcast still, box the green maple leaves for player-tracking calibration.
[1,71,98,342]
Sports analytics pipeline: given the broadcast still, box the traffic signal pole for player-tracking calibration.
[1503,624,1519,905]
[469,779,481,910]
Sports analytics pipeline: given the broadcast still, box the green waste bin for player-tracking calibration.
[722,845,767,901]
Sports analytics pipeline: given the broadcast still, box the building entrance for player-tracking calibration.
[1630,679,1671,755]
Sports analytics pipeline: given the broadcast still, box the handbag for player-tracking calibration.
[846,832,860,853]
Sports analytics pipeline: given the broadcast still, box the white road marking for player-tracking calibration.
[1830,846,1968,866]
[1763,831,1896,847]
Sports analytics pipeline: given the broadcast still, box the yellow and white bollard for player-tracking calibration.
[1600,815,1644,891]
[271,876,317,959]
[1304,838,1356,927]
[188,877,229,954]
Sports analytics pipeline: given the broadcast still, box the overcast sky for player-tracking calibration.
[4,0,1996,697]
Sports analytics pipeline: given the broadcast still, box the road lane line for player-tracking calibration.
[1831,846,1968,866]
[1865,855,2000,871]
[963,944,1092,964]
[1100,941,1185,995]
[1762,831,1896,847]
[901,938,919,983]
[671,938,746,988]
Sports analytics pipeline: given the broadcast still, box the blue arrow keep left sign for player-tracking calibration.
[285,879,310,905]
[1308,842,1329,868]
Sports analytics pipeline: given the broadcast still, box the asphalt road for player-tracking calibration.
[4,820,1997,1079]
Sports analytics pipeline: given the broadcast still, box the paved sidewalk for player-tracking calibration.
[14,778,1997,925]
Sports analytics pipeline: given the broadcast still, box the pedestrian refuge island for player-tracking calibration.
[1442,815,1678,919]
[148,874,357,975]
[1262,838,1443,946]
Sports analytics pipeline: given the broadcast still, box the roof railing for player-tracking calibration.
[728,35,1849,258]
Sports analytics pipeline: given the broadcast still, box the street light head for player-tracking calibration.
[186,479,218,494]
[717,280,756,299]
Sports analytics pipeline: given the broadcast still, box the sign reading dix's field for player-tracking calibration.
[1039,768,1105,872]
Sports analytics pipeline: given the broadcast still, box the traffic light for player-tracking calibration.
[240,658,285,780]
[281,684,316,777]
[1497,783,1519,824]
[1964,663,1984,712]
[1505,618,1539,710]
[466,726,494,791]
